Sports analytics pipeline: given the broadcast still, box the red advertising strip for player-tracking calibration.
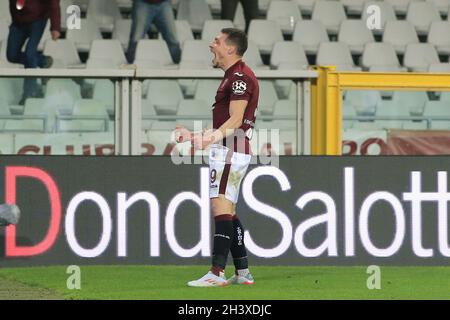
[386,130,450,155]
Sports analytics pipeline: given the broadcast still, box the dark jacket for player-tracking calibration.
[9,0,61,32]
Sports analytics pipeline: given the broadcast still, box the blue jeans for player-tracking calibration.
[127,0,181,64]
[7,19,48,99]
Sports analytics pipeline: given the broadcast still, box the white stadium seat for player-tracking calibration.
[66,18,103,53]
[382,21,419,54]
[403,43,440,72]
[234,3,246,31]
[341,0,366,15]
[173,20,195,46]
[180,40,213,69]
[201,20,234,42]
[294,0,316,15]
[87,40,127,68]
[311,1,346,35]
[316,42,361,71]
[392,91,428,115]
[426,0,450,15]
[146,80,183,115]
[345,90,381,116]
[428,21,450,55]
[361,1,397,35]
[267,0,302,34]
[386,0,422,15]
[270,41,309,70]
[338,20,375,55]
[361,42,406,72]
[424,101,450,129]
[59,99,109,132]
[177,99,210,116]
[406,1,442,36]
[134,40,178,68]
[87,0,122,33]
[243,41,270,70]
[93,80,115,116]
[194,80,221,105]
[376,100,412,117]
[206,0,221,14]
[177,0,213,33]
[258,81,279,115]
[112,19,133,50]
[43,40,84,68]
[23,98,54,132]
[293,20,329,55]
[248,20,284,54]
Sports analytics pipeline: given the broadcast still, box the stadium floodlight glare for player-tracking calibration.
[2,165,450,259]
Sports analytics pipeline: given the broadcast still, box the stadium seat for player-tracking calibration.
[0,78,24,105]
[424,101,450,129]
[294,0,316,15]
[23,98,54,132]
[426,0,450,15]
[248,20,284,55]
[361,1,397,35]
[403,43,440,72]
[201,20,234,42]
[66,18,103,53]
[338,20,375,55]
[44,79,81,115]
[134,40,178,68]
[112,19,132,50]
[177,99,210,116]
[234,2,246,31]
[258,81,279,115]
[3,119,46,133]
[141,97,156,130]
[87,0,122,33]
[93,80,115,116]
[173,20,195,46]
[177,0,213,33]
[267,0,302,35]
[292,20,329,55]
[406,1,441,36]
[316,42,361,71]
[194,80,221,105]
[382,21,419,55]
[311,1,347,35]
[58,99,109,132]
[341,0,366,15]
[0,19,9,43]
[206,0,221,14]
[243,41,270,70]
[0,1,11,23]
[392,91,428,115]
[43,40,84,69]
[345,90,381,116]
[146,80,183,115]
[270,41,309,70]
[273,99,297,116]
[386,0,422,15]
[361,42,406,72]
[87,40,127,68]
[428,21,450,55]
[376,100,412,117]
[428,63,450,72]
[179,40,213,69]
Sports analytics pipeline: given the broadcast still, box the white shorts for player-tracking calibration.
[209,144,252,204]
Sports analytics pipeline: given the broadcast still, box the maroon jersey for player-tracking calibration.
[10,0,61,32]
[213,60,259,154]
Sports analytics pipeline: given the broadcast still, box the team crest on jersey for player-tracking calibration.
[232,80,247,95]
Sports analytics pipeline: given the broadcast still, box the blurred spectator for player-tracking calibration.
[7,0,61,103]
[127,0,181,64]
[221,0,258,32]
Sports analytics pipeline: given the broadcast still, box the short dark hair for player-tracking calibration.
[221,28,248,57]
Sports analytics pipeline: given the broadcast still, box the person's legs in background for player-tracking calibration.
[221,0,239,21]
[127,0,157,63]
[240,0,259,32]
[154,0,181,64]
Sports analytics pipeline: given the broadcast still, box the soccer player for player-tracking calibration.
[175,28,259,287]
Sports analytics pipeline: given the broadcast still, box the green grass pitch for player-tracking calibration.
[0,266,449,300]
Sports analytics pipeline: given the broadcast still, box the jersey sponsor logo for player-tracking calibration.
[232,80,247,95]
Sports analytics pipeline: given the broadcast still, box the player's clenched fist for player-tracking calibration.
[192,133,215,150]
[174,126,193,143]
